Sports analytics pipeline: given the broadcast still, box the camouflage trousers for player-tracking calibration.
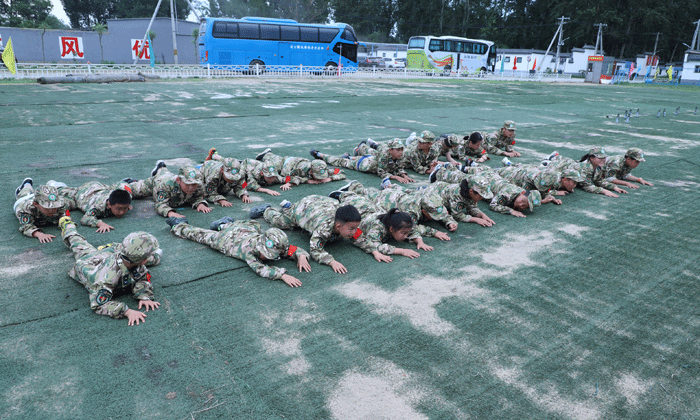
[262,207,296,230]
[128,177,156,199]
[62,224,98,286]
[172,223,224,252]
[322,154,377,173]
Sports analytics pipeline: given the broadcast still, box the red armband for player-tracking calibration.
[511,140,516,145]
[123,185,133,194]
[333,168,340,175]
[287,245,297,256]
[285,176,291,183]
[241,181,248,189]
[146,272,152,282]
[352,229,363,240]
[65,209,70,217]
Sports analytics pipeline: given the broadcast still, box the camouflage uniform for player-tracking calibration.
[128,166,208,217]
[243,158,285,191]
[485,121,517,155]
[57,181,131,228]
[263,195,359,265]
[601,149,645,183]
[171,220,309,281]
[436,134,460,158]
[321,138,407,179]
[418,181,492,223]
[430,163,483,184]
[262,152,346,185]
[547,156,607,194]
[201,158,249,204]
[337,190,440,253]
[457,132,489,160]
[475,171,541,214]
[497,164,586,200]
[61,225,157,319]
[402,131,440,174]
[14,184,68,237]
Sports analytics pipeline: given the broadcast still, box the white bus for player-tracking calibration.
[407,36,496,74]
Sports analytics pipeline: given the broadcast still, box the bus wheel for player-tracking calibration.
[324,62,338,76]
[249,60,265,75]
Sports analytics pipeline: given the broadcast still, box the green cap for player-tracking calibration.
[525,190,541,211]
[261,164,279,179]
[221,158,243,181]
[469,177,493,200]
[258,228,289,260]
[503,120,516,130]
[560,168,585,183]
[309,160,328,180]
[626,148,645,162]
[119,231,159,263]
[34,185,64,209]
[587,146,608,158]
[178,166,203,185]
[387,138,404,149]
[418,130,435,143]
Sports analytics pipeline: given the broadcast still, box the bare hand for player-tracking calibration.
[260,188,281,196]
[602,190,619,198]
[556,190,568,196]
[414,238,434,251]
[402,176,415,183]
[197,203,212,213]
[472,217,493,227]
[434,231,451,241]
[281,274,302,287]
[125,308,147,326]
[541,196,562,205]
[510,210,526,217]
[95,221,115,233]
[138,300,160,312]
[241,195,252,203]
[613,186,628,194]
[219,199,234,207]
[372,251,393,263]
[639,179,653,186]
[447,222,458,231]
[329,260,348,274]
[34,232,56,243]
[477,156,488,163]
[280,183,293,191]
[395,248,420,259]
[297,255,311,273]
[167,211,186,218]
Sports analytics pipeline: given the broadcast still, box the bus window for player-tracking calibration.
[408,37,425,49]
[341,28,357,42]
[443,40,454,52]
[428,39,442,52]
[300,27,319,42]
[239,23,259,39]
[474,43,486,55]
[260,24,280,40]
[281,25,300,41]
[319,28,340,43]
[333,42,358,63]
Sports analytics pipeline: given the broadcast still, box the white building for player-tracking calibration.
[680,49,700,85]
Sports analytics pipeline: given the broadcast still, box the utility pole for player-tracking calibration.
[594,23,607,55]
[170,0,178,64]
[691,19,700,50]
[538,16,568,72]
[134,0,201,65]
[652,32,660,57]
[554,16,569,74]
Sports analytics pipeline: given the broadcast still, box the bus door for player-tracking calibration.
[278,42,291,65]
[454,41,463,71]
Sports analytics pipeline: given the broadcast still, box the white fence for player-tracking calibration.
[1,63,573,82]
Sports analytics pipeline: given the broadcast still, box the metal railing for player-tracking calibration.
[0,63,573,82]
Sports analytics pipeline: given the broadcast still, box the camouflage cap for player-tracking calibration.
[221,158,243,181]
[469,176,494,200]
[309,160,328,180]
[587,146,608,158]
[418,130,436,143]
[525,190,542,211]
[34,185,65,209]
[626,147,646,162]
[261,164,280,179]
[387,138,404,149]
[178,166,203,185]
[258,228,289,260]
[560,168,585,183]
[119,231,159,263]
[503,120,516,130]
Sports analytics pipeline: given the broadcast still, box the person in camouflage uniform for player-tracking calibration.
[54,180,134,233]
[58,216,161,326]
[485,121,521,157]
[496,164,585,205]
[167,217,310,287]
[600,147,653,188]
[436,134,461,162]
[126,163,212,218]
[546,147,624,197]
[310,138,414,183]
[471,170,542,218]
[200,152,252,206]
[251,196,362,274]
[257,148,347,190]
[402,130,440,175]
[14,178,68,243]
[333,185,443,254]
[454,132,489,164]
[241,158,286,197]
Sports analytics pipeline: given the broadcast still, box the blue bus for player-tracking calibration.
[198,17,359,71]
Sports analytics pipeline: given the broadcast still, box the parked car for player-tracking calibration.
[359,57,385,68]
[384,57,405,69]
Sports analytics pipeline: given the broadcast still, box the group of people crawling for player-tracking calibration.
[13,120,652,325]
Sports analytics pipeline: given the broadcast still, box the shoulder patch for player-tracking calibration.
[205,184,216,194]
[497,196,507,206]
[95,289,112,306]
[156,191,168,201]
[20,214,31,224]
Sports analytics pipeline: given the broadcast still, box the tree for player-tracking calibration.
[61,0,189,29]
[0,0,53,27]
[192,28,200,62]
[92,22,107,63]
